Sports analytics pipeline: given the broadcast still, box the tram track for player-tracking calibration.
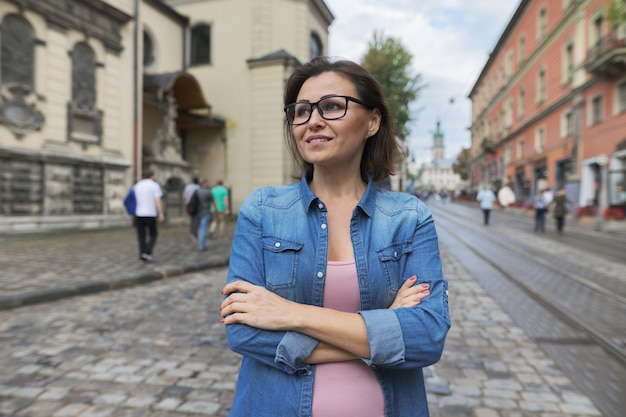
[430,203,626,367]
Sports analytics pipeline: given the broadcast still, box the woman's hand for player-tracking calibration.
[389,275,430,309]
[220,281,296,330]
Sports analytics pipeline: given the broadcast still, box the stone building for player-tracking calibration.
[468,0,626,215]
[415,120,464,193]
[0,0,333,234]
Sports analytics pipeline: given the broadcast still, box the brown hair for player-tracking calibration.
[283,56,405,182]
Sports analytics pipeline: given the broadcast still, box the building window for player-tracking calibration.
[537,67,546,105]
[518,35,526,64]
[534,126,546,153]
[563,40,574,84]
[561,110,573,138]
[68,42,102,145]
[143,30,155,67]
[191,24,211,65]
[517,138,524,160]
[537,6,547,40]
[0,14,43,138]
[504,144,512,164]
[618,81,626,113]
[1,14,34,88]
[310,32,323,60]
[517,87,525,119]
[591,95,603,125]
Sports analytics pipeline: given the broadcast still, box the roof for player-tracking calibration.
[143,72,210,111]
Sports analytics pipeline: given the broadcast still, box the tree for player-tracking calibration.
[361,31,423,142]
[605,0,626,30]
[452,147,470,181]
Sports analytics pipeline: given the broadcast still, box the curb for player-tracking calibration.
[0,254,230,311]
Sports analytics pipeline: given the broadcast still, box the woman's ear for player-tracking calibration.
[368,109,382,137]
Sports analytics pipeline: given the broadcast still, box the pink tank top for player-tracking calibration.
[311,261,385,417]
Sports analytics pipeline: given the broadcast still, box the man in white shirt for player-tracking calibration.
[133,171,165,262]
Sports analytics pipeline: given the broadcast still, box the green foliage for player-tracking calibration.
[452,148,470,181]
[361,31,423,141]
[605,0,626,29]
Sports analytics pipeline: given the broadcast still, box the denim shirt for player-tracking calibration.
[225,175,450,417]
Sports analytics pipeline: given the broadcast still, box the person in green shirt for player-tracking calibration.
[209,179,230,238]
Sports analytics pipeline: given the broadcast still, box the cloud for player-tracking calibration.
[325,0,519,164]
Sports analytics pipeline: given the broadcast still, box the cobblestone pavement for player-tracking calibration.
[0,225,602,416]
[0,221,235,310]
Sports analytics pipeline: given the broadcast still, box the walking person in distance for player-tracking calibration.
[182,176,200,241]
[133,171,165,262]
[476,185,497,225]
[208,179,230,239]
[552,186,571,233]
[195,179,217,252]
[220,56,450,417]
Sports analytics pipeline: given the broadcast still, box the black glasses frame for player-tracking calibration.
[283,95,369,126]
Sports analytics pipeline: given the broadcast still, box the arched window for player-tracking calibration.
[191,24,211,65]
[68,42,102,144]
[310,32,323,60]
[1,14,34,88]
[72,43,96,109]
[143,30,155,67]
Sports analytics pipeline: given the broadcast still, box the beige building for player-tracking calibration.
[0,0,333,234]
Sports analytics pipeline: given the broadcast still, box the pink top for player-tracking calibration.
[311,261,385,417]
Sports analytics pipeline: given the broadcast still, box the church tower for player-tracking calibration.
[432,119,445,162]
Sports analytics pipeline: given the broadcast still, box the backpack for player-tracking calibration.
[187,191,199,216]
[123,188,136,215]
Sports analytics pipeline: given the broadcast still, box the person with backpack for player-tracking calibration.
[195,179,217,251]
[182,176,200,241]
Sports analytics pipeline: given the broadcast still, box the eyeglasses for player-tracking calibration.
[284,95,369,126]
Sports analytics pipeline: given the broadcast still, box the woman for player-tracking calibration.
[220,57,450,417]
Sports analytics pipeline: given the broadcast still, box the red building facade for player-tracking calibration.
[468,0,626,215]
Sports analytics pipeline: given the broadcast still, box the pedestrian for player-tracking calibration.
[497,183,515,209]
[208,179,230,239]
[552,186,571,233]
[476,185,497,225]
[133,171,165,262]
[182,176,200,241]
[195,179,217,252]
[219,56,450,417]
[533,189,549,233]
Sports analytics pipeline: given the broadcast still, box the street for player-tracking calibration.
[1,201,624,416]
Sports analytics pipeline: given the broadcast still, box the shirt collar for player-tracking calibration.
[298,172,377,218]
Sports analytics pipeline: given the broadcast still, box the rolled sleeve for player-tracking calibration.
[359,308,405,366]
[275,331,318,375]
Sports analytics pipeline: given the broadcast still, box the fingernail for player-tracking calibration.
[409,276,417,281]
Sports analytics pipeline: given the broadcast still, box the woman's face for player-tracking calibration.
[291,71,380,171]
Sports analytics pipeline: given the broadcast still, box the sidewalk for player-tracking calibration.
[0,220,235,310]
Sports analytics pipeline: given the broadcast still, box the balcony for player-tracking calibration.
[480,138,496,154]
[585,34,626,77]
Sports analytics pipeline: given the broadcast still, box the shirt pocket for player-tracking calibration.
[262,236,304,291]
[376,242,413,294]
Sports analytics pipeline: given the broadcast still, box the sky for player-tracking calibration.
[324,0,521,166]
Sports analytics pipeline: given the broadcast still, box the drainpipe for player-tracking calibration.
[133,0,140,181]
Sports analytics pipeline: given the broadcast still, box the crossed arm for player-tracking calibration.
[220,276,430,363]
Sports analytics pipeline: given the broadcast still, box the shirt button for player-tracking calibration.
[321,224,327,229]
[318,203,324,209]
[317,272,324,278]
[274,242,281,248]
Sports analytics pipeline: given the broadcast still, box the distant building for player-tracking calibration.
[468,0,626,215]
[415,120,463,192]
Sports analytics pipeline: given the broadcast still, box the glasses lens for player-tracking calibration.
[318,97,348,120]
